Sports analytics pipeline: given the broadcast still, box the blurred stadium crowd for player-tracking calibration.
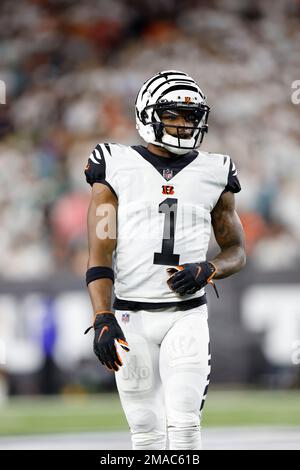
[0,0,300,281]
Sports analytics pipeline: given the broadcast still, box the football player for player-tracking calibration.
[84,70,246,450]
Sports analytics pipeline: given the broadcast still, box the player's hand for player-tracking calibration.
[166,261,217,296]
[85,312,129,371]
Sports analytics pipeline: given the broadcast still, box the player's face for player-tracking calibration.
[160,109,198,139]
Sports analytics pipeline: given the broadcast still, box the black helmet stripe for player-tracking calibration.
[151,78,196,99]
[141,71,188,99]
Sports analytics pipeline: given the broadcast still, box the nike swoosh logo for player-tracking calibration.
[98,326,109,341]
[195,266,202,279]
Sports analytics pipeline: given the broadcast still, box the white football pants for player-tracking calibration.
[114,304,211,450]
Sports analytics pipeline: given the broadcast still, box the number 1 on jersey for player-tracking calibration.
[153,197,180,266]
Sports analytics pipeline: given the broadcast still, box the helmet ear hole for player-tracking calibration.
[141,110,148,124]
[154,122,164,140]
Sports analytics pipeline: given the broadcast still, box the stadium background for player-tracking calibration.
[0,0,300,447]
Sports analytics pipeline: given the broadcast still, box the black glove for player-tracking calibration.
[85,312,129,371]
[167,261,217,296]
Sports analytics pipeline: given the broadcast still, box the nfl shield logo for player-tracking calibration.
[122,313,130,323]
[163,169,173,181]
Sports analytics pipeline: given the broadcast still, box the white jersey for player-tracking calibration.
[85,144,241,310]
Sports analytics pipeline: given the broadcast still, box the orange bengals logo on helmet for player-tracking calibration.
[184,96,192,103]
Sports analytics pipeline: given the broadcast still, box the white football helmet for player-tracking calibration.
[135,70,210,155]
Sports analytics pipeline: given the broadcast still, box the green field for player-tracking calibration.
[0,390,299,436]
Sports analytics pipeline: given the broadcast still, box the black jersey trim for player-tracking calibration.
[131,145,198,181]
[104,143,112,156]
[95,143,105,160]
[224,158,241,193]
[113,293,207,311]
[90,180,118,199]
[85,145,118,198]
